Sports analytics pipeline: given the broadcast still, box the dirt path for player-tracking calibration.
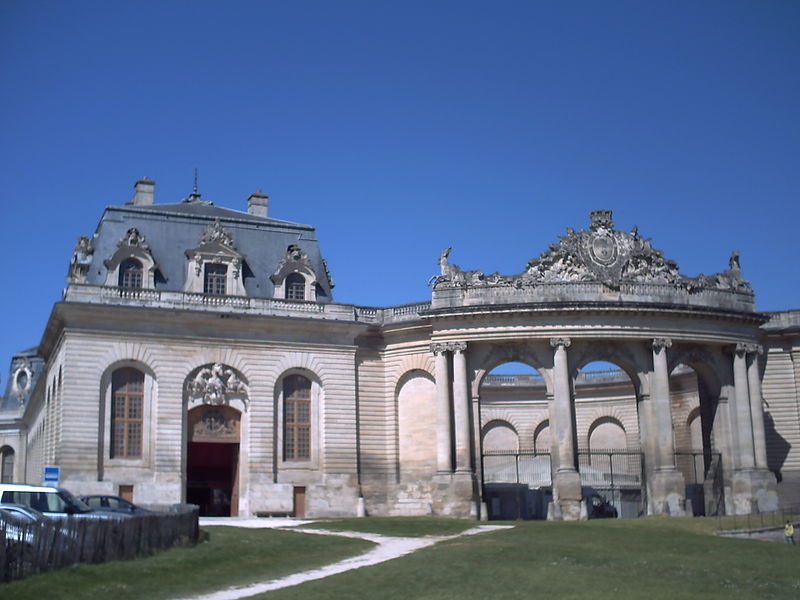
[175,519,512,600]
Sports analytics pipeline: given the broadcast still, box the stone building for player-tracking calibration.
[1,179,798,519]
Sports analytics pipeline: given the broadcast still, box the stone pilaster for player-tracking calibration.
[431,343,452,474]
[451,342,471,473]
[728,343,778,514]
[549,337,581,520]
[647,338,685,515]
[745,344,768,471]
[732,343,756,470]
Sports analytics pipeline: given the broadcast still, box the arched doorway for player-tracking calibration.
[574,360,642,518]
[186,405,241,516]
[479,361,551,519]
[670,362,723,515]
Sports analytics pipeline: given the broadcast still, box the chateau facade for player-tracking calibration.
[1,179,798,520]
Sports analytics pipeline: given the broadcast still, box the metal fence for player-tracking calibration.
[577,449,644,518]
[675,450,723,516]
[0,505,199,583]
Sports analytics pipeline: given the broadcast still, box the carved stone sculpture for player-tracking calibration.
[431,210,751,294]
[186,363,249,408]
[68,235,94,283]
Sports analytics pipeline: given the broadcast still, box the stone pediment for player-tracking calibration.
[186,219,244,278]
[431,210,750,294]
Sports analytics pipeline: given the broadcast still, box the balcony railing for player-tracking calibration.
[64,284,431,325]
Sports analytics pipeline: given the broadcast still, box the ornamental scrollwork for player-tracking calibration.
[186,363,248,408]
[199,219,236,248]
[117,228,150,250]
[550,337,572,349]
[652,338,673,353]
[430,210,751,294]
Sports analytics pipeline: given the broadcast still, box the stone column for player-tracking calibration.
[745,345,768,471]
[549,337,581,520]
[729,342,778,513]
[647,338,685,516]
[651,339,677,470]
[732,343,755,470]
[451,342,471,473]
[432,343,452,473]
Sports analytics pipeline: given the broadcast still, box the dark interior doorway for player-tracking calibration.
[187,442,239,516]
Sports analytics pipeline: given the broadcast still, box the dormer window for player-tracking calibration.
[271,245,318,302]
[285,273,306,300]
[104,229,158,290]
[119,258,143,289]
[204,264,228,296]
[184,220,247,297]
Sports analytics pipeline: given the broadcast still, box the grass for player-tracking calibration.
[4,517,800,600]
[2,526,373,600]
[298,516,476,537]
[264,517,800,600]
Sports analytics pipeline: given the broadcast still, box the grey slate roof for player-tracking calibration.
[80,198,333,301]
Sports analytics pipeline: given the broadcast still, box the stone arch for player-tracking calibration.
[389,352,435,395]
[481,420,519,452]
[582,407,637,449]
[471,342,553,398]
[667,345,725,399]
[587,416,628,451]
[568,340,646,399]
[267,352,332,390]
[533,419,551,454]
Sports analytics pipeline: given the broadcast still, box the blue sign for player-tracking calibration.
[43,465,60,486]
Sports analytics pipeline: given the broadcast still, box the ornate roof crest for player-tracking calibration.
[431,210,750,293]
[117,228,150,250]
[199,219,236,249]
[186,363,248,408]
[271,245,314,284]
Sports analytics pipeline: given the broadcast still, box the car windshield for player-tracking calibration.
[57,489,92,513]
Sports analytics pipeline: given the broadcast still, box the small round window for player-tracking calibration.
[15,370,29,392]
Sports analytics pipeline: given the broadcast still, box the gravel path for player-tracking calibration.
[174,518,512,600]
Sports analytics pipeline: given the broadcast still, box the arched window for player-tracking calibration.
[285,273,305,300]
[111,368,144,458]
[0,446,14,483]
[283,374,311,461]
[118,258,143,289]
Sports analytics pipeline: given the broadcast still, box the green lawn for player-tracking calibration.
[266,518,800,600]
[4,517,799,600]
[2,526,373,600]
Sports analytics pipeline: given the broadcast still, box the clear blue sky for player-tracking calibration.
[1,1,798,381]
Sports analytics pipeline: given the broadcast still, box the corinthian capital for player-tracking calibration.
[734,342,762,356]
[448,341,467,353]
[430,343,448,355]
[550,337,571,349]
[652,338,672,353]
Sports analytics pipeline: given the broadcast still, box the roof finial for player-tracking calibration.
[193,168,199,194]
[183,168,202,203]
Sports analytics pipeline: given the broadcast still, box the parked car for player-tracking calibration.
[79,494,152,515]
[0,503,46,523]
[0,483,128,520]
[587,493,618,519]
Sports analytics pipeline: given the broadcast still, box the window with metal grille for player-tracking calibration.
[204,264,227,295]
[111,368,144,458]
[284,374,311,460]
[119,258,143,289]
[285,273,305,300]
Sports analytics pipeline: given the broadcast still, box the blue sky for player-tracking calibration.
[1,1,798,380]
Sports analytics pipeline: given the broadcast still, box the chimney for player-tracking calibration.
[132,177,155,205]
[247,190,269,217]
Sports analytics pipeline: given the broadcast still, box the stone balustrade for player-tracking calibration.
[65,284,431,325]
